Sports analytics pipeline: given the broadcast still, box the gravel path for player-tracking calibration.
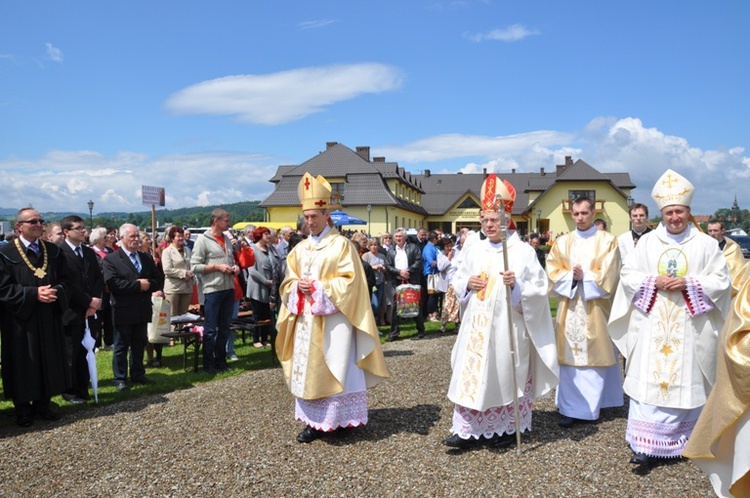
[0,333,714,497]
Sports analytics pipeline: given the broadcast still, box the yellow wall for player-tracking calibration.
[540,182,631,237]
[264,181,633,238]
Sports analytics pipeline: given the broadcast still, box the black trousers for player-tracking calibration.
[112,321,148,383]
[63,322,90,396]
[389,303,425,339]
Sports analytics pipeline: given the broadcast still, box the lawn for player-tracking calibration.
[0,297,558,425]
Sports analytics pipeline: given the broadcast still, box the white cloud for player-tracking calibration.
[299,19,337,30]
[465,24,539,43]
[3,117,746,218]
[164,63,404,125]
[45,43,63,62]
[375,118,750,215]
[0,150,279,213]
[376,130,573,162]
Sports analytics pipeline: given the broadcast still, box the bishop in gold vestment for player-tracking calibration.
[276,173,389,443]
[684,264,750,497]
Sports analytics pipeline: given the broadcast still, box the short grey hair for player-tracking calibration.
[119,223,138,239]
[90,227,108,245]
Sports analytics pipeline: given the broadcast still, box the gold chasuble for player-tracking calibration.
[546,230,621,367]
[276,228,389,400]
[684,264,750,497]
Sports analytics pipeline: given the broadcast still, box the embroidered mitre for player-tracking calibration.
[480,174,516,228]
[651,169,694,210]
[298,172,333,210]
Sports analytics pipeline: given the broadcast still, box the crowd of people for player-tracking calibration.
[0,167,747,496]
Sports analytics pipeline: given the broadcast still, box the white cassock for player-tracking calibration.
[447,232,558,439]
[609,222,731,458]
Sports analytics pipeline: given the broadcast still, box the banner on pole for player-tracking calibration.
[142,185,165,207]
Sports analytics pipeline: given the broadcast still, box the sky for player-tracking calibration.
[1,0,748,218]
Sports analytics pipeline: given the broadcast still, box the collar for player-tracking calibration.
[19,235,38,248]
[310,225,331,245]
[65,239,81,252]
[575,225,598,239]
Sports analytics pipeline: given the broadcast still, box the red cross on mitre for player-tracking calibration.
[304,177,311,190]
[315,199,326,207]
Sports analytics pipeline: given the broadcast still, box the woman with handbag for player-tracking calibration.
[156,226,195,367]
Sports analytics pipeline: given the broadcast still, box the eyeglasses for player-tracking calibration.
[482,218,502,226]
[68,226,86,231]
[20,219,45,225]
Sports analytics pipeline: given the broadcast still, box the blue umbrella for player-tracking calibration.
[329,210,367,226]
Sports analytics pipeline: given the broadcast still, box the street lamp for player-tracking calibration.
[366,204,372,236]
[536,208,542,233]
[87,200,94,230]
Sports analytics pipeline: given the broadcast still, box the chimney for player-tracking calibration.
[566,155,573,166]
[326,141,338,149]
[424,169,431,178]
[356,146,370,161]
[483,168,487,175]
[373,156,385,162]
[512,168,516,174]
[540,167,545,175]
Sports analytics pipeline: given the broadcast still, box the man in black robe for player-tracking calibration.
[0,208,70,427]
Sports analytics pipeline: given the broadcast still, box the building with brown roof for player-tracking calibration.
[260,142,638,237]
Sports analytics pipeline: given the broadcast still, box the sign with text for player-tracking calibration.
[142,185,166,207]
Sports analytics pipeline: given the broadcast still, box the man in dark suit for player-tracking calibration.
[0,208,70,427]
[384,227,425,341]
[59,215,104,403]
[102,223,164,391]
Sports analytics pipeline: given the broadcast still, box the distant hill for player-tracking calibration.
[0,201,265,229]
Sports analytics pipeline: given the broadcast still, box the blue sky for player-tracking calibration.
[1,0,748,217]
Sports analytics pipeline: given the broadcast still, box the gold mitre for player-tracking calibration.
[298,172,333,210]
[651,169,694,210]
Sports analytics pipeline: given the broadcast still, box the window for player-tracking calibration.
[568,190,595,202]
[458,196,480,209]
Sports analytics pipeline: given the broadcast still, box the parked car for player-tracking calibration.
[727,234,750,259]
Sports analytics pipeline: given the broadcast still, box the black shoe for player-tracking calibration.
[630,453,653,466]
[62,393,86,404]
[114,381,130,392]
[36,409,61,421]
[412,333,425,340]
[488,433,515,449]
[387,335,399,342]
[204,366,218,374]
[16,415,34,428]
[216,363,232,372]
[558,415,576,428]
[442,434,480,449]
[131,377,155,385]
[296,426,324,443]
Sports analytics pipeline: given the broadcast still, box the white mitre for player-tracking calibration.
[651,169,695,210]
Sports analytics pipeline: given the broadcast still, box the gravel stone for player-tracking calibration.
[0,333,714,497]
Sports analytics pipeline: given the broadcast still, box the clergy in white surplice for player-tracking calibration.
[546,197,624,428]
[609,168,732,468]
[442,175,558,450]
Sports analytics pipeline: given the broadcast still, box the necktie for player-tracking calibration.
[29,241,40,257]
[130,252,141,273]
[75,246,83,258]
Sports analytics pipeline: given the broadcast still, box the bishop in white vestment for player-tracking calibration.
[443,175,558,449]
[609,169,731,467]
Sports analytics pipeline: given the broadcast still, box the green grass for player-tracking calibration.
[0,333,277,426]
[1,297,557,426]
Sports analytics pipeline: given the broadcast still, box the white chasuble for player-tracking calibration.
[448,233,558,412]
[609,223,731,409]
